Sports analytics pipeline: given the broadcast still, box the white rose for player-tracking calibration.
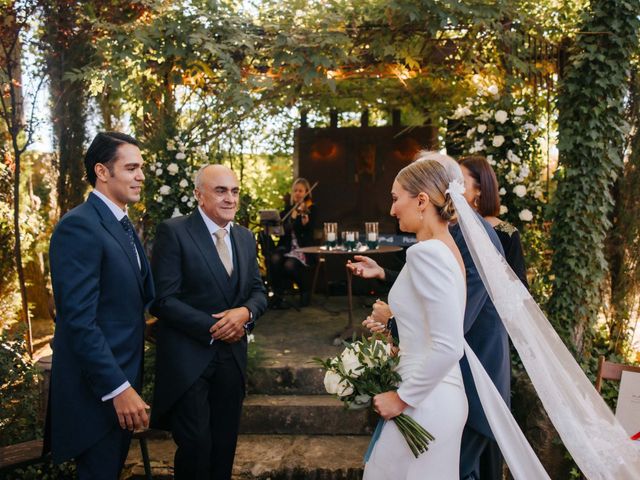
[473,140,485,152]
[487,85,499,95]
[171,207,182,218]
[187,201,194,208]
[499,187,506,196]
[466,127,476,138]
[513,185,527,198]
[492,135,505,147]
[514,106,526,116]
[181,195,189,203]
[155,169,163,176]
[477,124,487,133]
[337,379,354,397]
[175,152,186,160]
[524,123,537,132]
[323,370,341,395]
[179,178,189,188]
[167,140,176,151]
[159,185,171,196]
[506,150,521,164]
[478,112,491,121]
[247,333,255,344]
[500,205,509,215]
[167,163,179,175]
[155,161,162,167]
[453,106,472,119]
[519,209,533,222]
[495,110,508,124]
[340,348,363,377]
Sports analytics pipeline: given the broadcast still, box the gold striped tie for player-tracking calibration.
[213,229,233,276]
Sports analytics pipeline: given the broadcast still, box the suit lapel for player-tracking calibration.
[88,193,144,292]
[186,210,233,305]
[230,225,246,301]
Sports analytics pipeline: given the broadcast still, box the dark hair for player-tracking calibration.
[459,155,501,217]
[85,132,139,186]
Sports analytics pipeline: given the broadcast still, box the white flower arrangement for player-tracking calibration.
[452,92,544,227]
[316,336,434,457]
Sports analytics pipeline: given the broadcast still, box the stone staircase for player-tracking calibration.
[125,299,376,479]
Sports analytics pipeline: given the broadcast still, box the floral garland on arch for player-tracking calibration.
[450,86,546,230]
[142,135,198,234]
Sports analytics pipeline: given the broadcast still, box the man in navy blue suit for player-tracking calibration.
[349,152,510,480]
[48,132,155,479]
[150,164,267,480]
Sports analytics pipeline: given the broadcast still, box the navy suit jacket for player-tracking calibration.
[149,210,267,428]
[48,193,154,462]
[387,218,509,440]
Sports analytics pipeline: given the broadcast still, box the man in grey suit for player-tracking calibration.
[150,164,267,480]
[349,151,509,480]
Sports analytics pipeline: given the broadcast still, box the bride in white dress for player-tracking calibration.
[364,159,469,479]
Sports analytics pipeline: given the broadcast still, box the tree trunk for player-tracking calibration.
[41,0,89,217]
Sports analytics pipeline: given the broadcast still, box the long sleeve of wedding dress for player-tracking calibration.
[363,240,468,480]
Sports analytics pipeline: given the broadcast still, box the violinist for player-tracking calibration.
[270,178,317,307]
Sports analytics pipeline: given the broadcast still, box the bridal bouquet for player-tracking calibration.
[315,336,435,457]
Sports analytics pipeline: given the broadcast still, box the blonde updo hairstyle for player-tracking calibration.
[395,159,457,222]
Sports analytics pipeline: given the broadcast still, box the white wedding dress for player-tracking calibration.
[364,239,468,480]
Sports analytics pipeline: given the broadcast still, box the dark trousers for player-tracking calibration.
[269,248,309,294]
[171,344,245,480]
[460,425,502,480]
[76,426,132,480]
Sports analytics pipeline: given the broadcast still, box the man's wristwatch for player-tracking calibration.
[243,309,255,334]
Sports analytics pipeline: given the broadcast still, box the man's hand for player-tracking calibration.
[346,255,385,280]
[210,307,250,343]
[112,387,150,431]
[373,391,408,420]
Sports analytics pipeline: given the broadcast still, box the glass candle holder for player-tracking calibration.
[344,230,358,251]
[324,222,338,249]
[365,222,379,250]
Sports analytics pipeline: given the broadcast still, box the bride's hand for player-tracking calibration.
[373,391,408,420]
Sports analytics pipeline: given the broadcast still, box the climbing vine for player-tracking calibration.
[548,0,640,357]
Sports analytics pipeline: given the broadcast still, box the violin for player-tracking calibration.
[282,181,319,222]
[295,197,313,217]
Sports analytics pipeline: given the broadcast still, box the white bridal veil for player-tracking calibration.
[447,180,640,480]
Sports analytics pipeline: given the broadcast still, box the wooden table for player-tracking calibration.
[298,245,403,339]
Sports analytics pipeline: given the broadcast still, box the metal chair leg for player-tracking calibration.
[139,437,153,480]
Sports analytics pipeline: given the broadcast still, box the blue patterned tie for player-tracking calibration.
[120,216,140,270]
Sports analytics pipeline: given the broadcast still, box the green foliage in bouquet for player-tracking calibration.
[315,336,434,458]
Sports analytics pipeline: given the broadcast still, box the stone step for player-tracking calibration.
[248,364,328,395]
[124,434,369,480]
[240,395,376,435]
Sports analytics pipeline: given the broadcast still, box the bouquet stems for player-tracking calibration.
[393,413,436,458]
